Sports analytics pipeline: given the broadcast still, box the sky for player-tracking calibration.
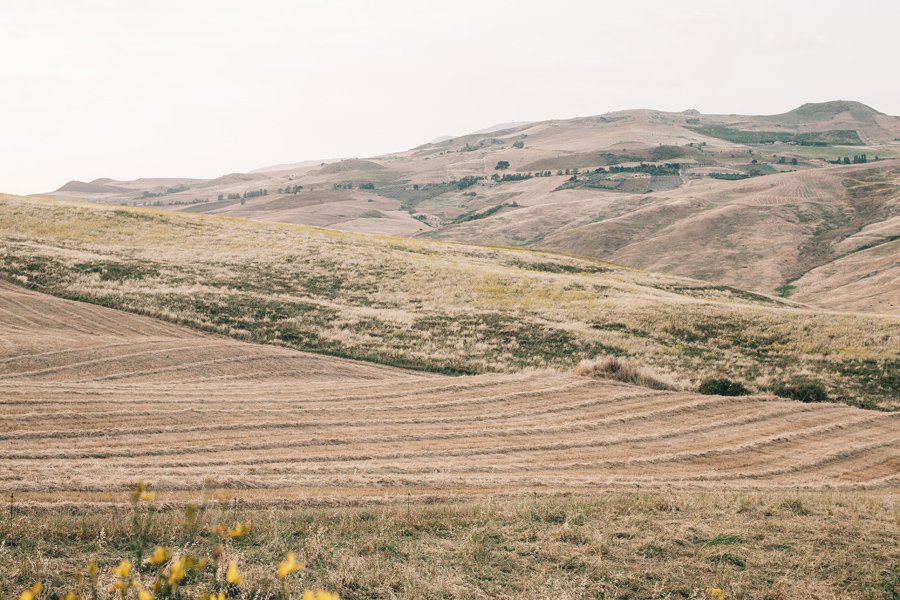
[1,0,898,194]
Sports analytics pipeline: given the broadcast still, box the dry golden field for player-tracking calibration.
[1,281,898,504]
[4,493,898,600]
[1,194,897,409]
[1,184,897,599]
[0,283,898,599]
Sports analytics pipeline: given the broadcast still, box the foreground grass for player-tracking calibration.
[0,195,897,408]
[1,492,897,599]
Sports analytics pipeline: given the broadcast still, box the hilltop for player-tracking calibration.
[39,101,900,315]
[1,193,897,409]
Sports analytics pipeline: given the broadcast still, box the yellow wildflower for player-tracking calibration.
[226,561,242,585]
[131,481,155,502]
[227,522,249,539]
[168,557,188,587]
[149,546,171,565]
[20,583,42,600]
[276,552,304,578]
[208,593,225,600]
[301,591,339,600]
[64,593,78,600]
[707,588,726,600]
[113,560,131,578]
[138,591,154,600]
[86,561,99,577]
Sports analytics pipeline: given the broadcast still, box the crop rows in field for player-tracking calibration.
[1,282,897,505]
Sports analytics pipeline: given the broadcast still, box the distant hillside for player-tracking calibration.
[36,100,900,314]
[249,157,343,173]
[428,161,900,315]
[774,100,884,123]
[57,180,123,193]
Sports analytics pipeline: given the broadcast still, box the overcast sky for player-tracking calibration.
[2,0,898,194]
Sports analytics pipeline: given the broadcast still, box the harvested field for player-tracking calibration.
[2,195,898,409]
[2,282,897,506]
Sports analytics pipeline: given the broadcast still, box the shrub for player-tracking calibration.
[697,378,750,396]
[772,380,828,403]
[495,160,510,170]
[575,356,674,390]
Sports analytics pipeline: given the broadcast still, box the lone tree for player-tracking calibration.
[495,160,510,170]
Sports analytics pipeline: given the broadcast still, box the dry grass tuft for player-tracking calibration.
[574,356,676,390]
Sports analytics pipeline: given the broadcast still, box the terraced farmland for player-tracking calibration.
[2,282,896,506]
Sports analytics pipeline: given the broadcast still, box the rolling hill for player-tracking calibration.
[430,161,900,314]
[1,193,897,409]
[4,174,898,600]
[38,101,900,315]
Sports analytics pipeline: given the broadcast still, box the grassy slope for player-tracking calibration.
[0,194,897,408]
[427,161,900,313]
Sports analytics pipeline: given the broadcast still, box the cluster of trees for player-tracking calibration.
[277,185,304,194]
[330,182,376,190]
[217,189,268,205]
[461,138,503,152]
[143,197,209,207]
[493,172,532,182]
[603,163,681,176]
[456,176,484,190]
[709,173,751,181]
[141,184,189,199]
[495,160,510,170]
[777,157,799,165]
[831,154,870,165]
[450,202,519,224]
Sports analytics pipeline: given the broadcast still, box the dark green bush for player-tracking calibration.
[697,378,750,396]
[772,380,828,403]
